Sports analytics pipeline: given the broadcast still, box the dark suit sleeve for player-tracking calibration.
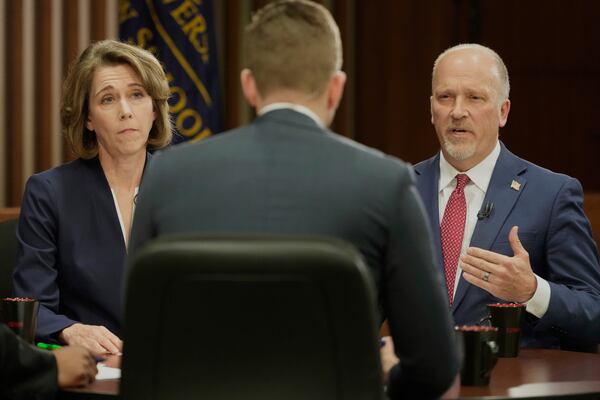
[0,324,58,399]
[12,175,77,341]
[384,167,460,399]
[535,177,600,346]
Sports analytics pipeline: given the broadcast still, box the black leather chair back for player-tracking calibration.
[0,218,18,298]
[121,235,383,400]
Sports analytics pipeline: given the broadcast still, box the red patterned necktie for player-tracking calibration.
[440,174,469,304]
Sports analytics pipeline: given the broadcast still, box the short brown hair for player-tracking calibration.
[61,40,172,159]
[243,0,342,98]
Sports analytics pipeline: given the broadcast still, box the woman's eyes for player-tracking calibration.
[99,91,146,104]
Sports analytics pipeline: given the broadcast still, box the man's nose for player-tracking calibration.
[450,98,468,119]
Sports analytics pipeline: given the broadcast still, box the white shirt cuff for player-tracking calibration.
[525,274,551,318]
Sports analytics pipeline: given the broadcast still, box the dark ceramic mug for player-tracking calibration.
[481,303,525,357]
[0,297,39,344]
[455,325,499,386]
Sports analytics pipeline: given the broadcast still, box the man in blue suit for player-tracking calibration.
[415,43,600,351]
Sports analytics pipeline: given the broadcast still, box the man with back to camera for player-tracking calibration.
[129,0,460,397]
[415,43,600,351]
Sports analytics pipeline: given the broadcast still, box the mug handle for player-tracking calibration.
[482,340,499,377]
[479,315,492,326]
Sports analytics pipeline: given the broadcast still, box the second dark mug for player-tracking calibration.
[484,303,525,357]
[0,297,39,344]
[455,325,499,386]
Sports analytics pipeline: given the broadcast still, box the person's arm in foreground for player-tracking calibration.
[384,167,460,399]
[0,324,97,399]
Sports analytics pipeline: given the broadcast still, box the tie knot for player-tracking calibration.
[455,174,469,190]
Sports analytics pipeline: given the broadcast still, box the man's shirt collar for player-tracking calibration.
[439,141,501,193]
[258,102,324,128]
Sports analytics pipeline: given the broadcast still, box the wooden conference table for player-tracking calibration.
[59,349,600,399]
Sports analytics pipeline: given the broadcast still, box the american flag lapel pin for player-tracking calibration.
[511,180,521,191]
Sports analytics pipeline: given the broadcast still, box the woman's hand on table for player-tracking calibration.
[59,323,122,356]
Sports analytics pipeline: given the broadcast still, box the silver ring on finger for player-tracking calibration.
[482,271,491,282]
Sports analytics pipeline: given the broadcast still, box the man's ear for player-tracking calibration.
[240,69,259,108]
[499,99,511,127]
[430,96,434,125]
[326,71,347,111]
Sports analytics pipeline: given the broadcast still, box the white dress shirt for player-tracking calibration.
[110,187,138,248]
[258,102,324,127]
[438,141,550,317]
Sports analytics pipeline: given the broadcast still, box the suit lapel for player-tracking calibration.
[414,155,444,277]
[452,143,528,311]
[84,157,127,252]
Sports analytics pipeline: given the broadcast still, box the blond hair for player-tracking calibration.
[61,40,172,159]
[243,0,342,98]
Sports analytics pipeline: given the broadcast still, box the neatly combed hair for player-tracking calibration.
[243,0,342,98]
[61,40,172,159]
[432,43,510,102]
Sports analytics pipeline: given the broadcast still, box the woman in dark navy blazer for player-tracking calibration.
[12,40,172,355]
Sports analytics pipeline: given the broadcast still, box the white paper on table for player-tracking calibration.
[96,363,121,380]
